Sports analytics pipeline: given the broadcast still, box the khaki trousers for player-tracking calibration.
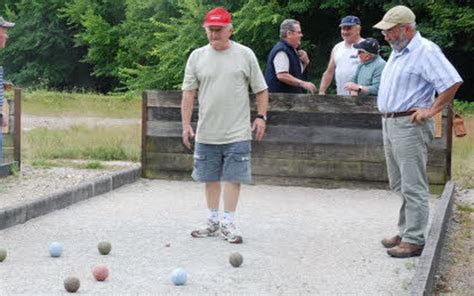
[382,116,434,245]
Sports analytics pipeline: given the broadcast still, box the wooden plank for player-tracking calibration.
[147,121,449,150]
[147,121,384,145]
[13,88,21,168]
[145,91,383,114]
[434,112,442,138]
[2,148,14,163]
[141,92,148,178]
[446,105,453,178]
[2,134,14,147]
[144,136,446,166]
[2,99,8,134]
[147,107,383,129]
[144,152,446,184]
[146,91,182,108]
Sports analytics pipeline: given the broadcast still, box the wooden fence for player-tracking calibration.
[141,90,452,188]
[0,88,21,177]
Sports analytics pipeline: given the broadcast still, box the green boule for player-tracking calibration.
[98,241,112,255]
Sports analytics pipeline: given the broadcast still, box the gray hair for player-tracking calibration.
[280,19,300,39]
[400,22,416,30]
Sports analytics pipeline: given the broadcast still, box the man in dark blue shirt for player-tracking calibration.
[264,19,316,93]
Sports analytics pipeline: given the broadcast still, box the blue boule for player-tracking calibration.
[171,268,187,286]
[49,242,63,257]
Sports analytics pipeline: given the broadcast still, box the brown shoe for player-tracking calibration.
[387,242,424,258]
[381,235,401,248]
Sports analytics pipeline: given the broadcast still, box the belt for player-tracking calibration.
[381,111,415,118]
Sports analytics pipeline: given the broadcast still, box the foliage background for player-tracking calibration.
[0,0,472,100]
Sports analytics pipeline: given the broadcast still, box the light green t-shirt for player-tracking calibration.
[182,41,267,144]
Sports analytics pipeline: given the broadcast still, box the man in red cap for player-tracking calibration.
[181,7,268,243]
[0,16,15,163]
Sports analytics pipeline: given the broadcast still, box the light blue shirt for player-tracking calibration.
[351,55,386,96]
[377,32,462,113]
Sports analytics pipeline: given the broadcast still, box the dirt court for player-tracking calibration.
[0,179,436,295]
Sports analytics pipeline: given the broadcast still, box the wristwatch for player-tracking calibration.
[256,114,267,121]
[357,86,362,93]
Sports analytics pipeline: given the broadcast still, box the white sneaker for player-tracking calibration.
[190,219,220,238]
[220,223,243,244]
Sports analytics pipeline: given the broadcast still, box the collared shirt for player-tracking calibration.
[273,51,304,74]
[377,32,463,113]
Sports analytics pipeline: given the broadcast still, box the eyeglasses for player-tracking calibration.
[381,24,404,36]
[205,27,227,34]
[341,26,354,31]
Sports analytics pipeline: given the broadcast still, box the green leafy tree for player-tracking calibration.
[60,0,126,90]
[0,0,89,89]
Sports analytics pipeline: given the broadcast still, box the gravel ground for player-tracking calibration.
[434,188,474,294]
[0,162,139,209]
[0,179,438,295]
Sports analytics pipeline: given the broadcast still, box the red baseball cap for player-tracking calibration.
[203,7,232,27]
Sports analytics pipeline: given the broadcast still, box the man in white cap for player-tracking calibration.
[181,7,268,244]
[374,5,462,258]
[319,15,363,95]
[0,16,15,163]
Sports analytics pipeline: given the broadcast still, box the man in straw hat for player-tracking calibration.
[374,5,462,258]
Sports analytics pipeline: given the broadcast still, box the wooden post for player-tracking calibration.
[446,105,453,179]
[1,98,8,134]
[434,112,442,138]
[141,91,148,178]
[13,88,21,170]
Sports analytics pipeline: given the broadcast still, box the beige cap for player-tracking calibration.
[373,5,415,30]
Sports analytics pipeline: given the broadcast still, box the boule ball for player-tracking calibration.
[171,268,187,285]
[0,248,7,262]
[229,252,243,267]
[92,264,109,281]
[97,241,112,255]
[48,242,63,257]
[64,277,80,293]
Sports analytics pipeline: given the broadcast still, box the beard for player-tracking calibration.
[389,29,410,52]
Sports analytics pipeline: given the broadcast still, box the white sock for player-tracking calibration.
[222,211,235,226]
[207,208,219,223]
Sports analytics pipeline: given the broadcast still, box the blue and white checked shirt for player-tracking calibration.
[377,32,463,113]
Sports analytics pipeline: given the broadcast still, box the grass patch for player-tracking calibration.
[8,163,18,176]
[79,161,105,170]
[31,159,55,169]
[22,124,140,162]
[451,115,474,188]
[29,159,118,170]
[454,100,474,116]
[17,89,141,118]
[456,202,474,213]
